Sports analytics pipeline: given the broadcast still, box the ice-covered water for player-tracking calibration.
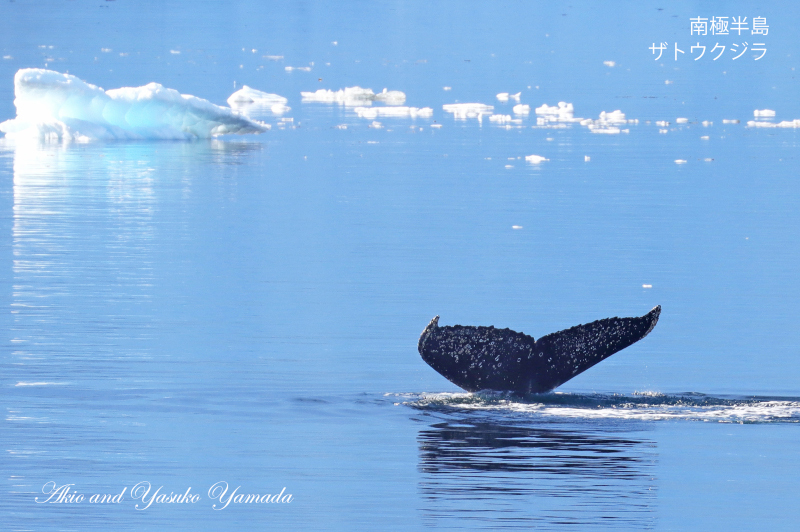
[3,1,800,531]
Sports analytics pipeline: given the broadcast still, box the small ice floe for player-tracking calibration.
[722,119,740,124]
[676,117,688,124]
[442,103,494,119]
[525,154,548,164]
[582,110,633,133]
[170,50,181,55]
[702,121,712,127]
[746,119,800,128]
[443,86,452,91]
[603,60,616,67]
[335,124,347,129]
[301,86,406,105]
[505,164,514,168]
[489,114,516,123]
[512,104,530,114]
[496,92,521,102]
[270,104,291,114]
[264,55,284,61]
[0,68,269,141]
[700,135,709,140]
[369,121,383,128]
[285,66,312,72]
[675,159,687,164]
[584,155,591,162]
[659,129,668,134]
[101,48,112,53]
[535,101,576,122]
[642,284,652,288]
[353,106,433,118]
[665,80,673,84]
[656,120,670,127]
[431,123,442,128]
[227,85,288,107]
[512,225,523,229]
[754,109,776,117]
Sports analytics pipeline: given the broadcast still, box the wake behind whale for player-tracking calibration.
[418,306,661,394]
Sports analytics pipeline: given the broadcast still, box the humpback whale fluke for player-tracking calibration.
[418,306,661,394]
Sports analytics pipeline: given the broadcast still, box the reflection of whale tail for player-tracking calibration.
[418,306,660,394]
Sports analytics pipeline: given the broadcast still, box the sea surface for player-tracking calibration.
[2,1,800,530]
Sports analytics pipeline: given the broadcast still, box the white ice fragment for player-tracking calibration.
[665,80,673,84]
[264,55,284,61]
[0,68,268,141]
[505,165,514,168]
[286,66,312,72]
[497,92,509,102]
[442,103,494,119]
[590,127,621,134]
[353,106,432,118]
[369,121,382,128]
[656,120,670,127]
[642,284,652,288]
[584,156,590,162]
[431,123,442,128]
[332,41,338,46]
[301,86,406,106]
[700,135,709,140]
[535,101,574,119]
[271,104,291,114]
[170,50,181,55]
[512,104,530,114]
[525,154,548,164]
[101,48,112,53]
[443,86,452,91]
[489,114,514,123]
[722,119,739,124]
[227,85,288,107]
[512,225,523,229]
[746,119,800,128]
[3,55,12,60]
[676,117,688,124]
[675,159,687,164]
[603,60,616,67]
[754,109,776,117]
[659,129,668,134]
[702,121,712,126]
[335,124,347,129]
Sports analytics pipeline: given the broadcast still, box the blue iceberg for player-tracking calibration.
[0,69,269,141]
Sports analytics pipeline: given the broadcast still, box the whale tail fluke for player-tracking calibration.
[418,306,660,394]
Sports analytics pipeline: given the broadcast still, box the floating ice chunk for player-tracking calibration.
[101,48,112,53]
[535,101,574,120]
[0,68,268,141]
[369,121,382,128]
[722,119,739,124]
[702,121,712,126]
[584,156,590,162]
[676,117,688,124]
[675,159,687,164]
[659,129,668,134]
[753,109,776,117]
[301,86,406,106]
[746,119,800,128]
[443,86,452,91]
[373,88,407,105]
[603,60,616,67]
[525,154,548,164]
[271,104,291,114]
[642,284,652,288]
[489,114,521,124]
[442,103,494,119]
[512,225,523,229]
[431,123,442,128]
[496,92,521,102]
[286,66,312,72]
[264,55,284,61]
[227,85,288,107]
[512,104,530,114]
[656,120,670,127]
[353,106,433,118]
[700,135,709,140]
[590,127,622,134]
[170,50,181,55]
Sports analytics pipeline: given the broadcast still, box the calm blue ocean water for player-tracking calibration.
[2,1,800,530]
